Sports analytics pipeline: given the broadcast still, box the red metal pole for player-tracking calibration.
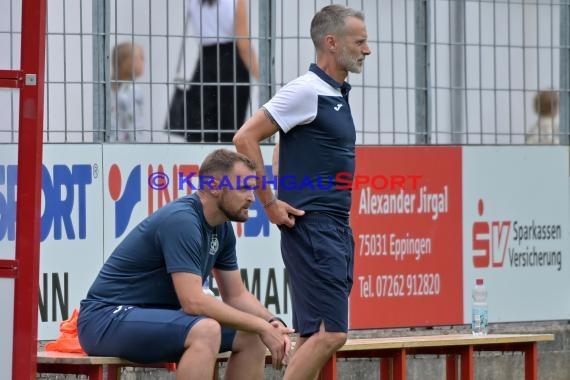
[0,70,24,88]
[445,354,458,380]
[524,343,538,380]
[12,0,47,378]
[319,354,338,380]
[460,345,474,380]
[392,349,406,380]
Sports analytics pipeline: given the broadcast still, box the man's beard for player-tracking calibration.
[338,47,364,74]
[219,198,249,222]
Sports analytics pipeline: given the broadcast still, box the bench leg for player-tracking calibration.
[380,358,390,379]
[460,346,474,380]
[393,349,406,380]
[524,342,538,380]
[107,364,120,380]
[319,353,337,380]
[446,354,457,380]
[86,366,104,380]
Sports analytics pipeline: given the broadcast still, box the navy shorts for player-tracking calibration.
[280,212,354,337]
[77,303,236,363]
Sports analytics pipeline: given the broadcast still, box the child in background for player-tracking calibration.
[109,41,147,142]
[526,90,559,144]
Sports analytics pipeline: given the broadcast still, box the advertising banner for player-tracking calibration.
[1,145,18,377]
[39,145,104,339]
[3,144,569,341]
[1,144,104,339]
[1,143,287,340]
[462,146,570,323]
[349,146,463,328]
[0,279,14,379]
[0,145,18,261]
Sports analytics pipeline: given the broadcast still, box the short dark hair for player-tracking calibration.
[199,149,256,177]
[310,4,365,49]
[533,90,559,117]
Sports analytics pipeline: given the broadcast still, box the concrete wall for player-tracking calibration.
[37,320,570,379]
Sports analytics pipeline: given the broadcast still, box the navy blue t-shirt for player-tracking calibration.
[81,193,237,312]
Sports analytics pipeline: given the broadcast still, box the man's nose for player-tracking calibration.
[247,190,255,203]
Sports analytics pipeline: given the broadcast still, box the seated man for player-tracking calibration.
[78,149,293,379]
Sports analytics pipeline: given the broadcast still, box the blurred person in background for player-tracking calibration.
[168,0,259,143]
[109,41,148,142]
[526,89,559,144]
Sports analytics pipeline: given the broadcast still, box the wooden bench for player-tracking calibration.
[37,333,554,380]
[36,351,176,379]
[321,333,555,380]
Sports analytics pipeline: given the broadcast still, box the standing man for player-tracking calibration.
[233,4,370,379]
[78,149,293,379]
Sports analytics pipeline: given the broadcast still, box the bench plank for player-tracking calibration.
[37,333,554,380]
[37,351,137,365]
[37,352,177,380]
[338,333,554,352]
[325,334,554,380]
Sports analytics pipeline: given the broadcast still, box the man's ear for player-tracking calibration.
[209,179,222,197]
[325,35,336,52]
[202,177,221,198]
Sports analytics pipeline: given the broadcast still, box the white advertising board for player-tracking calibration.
[4,144,569,344]
[38,145,104,339]
[1,145,18,376]
[0,278,14,379]
[0,145,17,260]
[462,146,570,323]
[0,144,104,340]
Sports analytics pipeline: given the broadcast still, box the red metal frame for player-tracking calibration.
[524,343,538,380]
[0,70,24,88]
[37,361,177,380]
[36,364,104,379]
[0,259,18,278]
[446,354,458,380]
[319,353,337,379]
[8,0,47,379]
[318,341,542,380]
[459,345,474,380]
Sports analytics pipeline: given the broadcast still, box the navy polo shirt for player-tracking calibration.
[264,63,356,218]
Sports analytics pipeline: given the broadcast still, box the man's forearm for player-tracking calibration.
[188,291,268,334]
[233,110,277,205]
[223,290,275,322]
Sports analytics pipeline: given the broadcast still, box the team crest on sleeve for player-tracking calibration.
[209,234,219,255]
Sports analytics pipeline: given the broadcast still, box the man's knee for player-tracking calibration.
[232,331,266,357]
[185,318,222,351]
[327,331,347,351]
[314,331,347,354]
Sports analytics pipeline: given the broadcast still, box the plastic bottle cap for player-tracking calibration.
[476,278,484,285]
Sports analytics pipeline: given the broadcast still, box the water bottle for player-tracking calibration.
[471,278,488,336]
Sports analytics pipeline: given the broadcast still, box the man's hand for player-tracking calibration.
[269,319,294,365]
[265,199,304,227]
[260,322,295,369]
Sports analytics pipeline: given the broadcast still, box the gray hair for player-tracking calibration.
[310,4,365,49]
